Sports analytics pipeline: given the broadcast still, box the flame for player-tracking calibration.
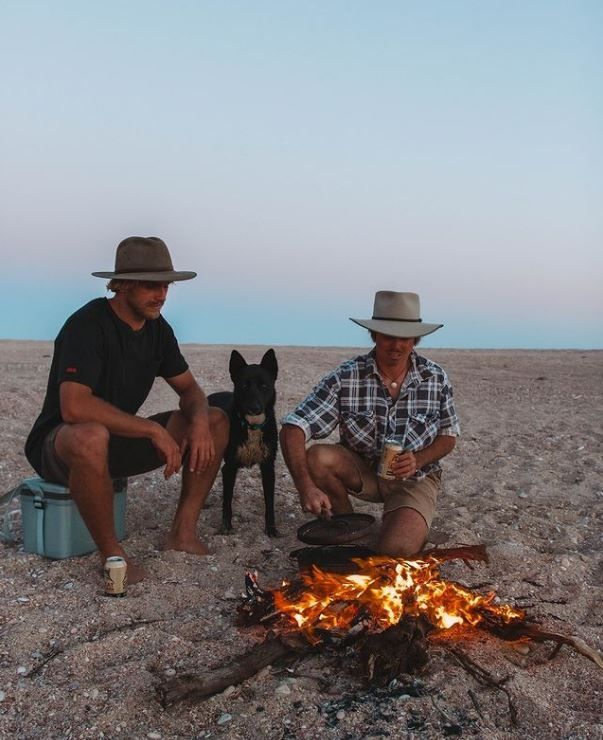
[272,555,525,643]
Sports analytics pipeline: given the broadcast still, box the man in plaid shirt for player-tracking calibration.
[280,291,460,557]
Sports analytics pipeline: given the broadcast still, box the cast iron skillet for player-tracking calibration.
[296,513,375,546]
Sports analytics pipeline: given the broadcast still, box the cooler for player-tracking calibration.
[19,477,127,559]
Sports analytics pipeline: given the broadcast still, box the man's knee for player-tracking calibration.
[379,508,428,558]
[208,406,229,436]
[57,423,110,464]
[307,444,339,474]
[166,408,229,445]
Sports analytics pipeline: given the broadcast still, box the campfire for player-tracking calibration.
[157,545,603,708]
[269,551,525,643]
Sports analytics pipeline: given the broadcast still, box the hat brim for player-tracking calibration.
[91,271,197,282]
[350,317,443,338]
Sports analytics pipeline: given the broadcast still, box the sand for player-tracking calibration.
[0,340,601,739]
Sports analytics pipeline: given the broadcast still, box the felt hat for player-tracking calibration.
[92,236,196,282]
[350,291,443,338]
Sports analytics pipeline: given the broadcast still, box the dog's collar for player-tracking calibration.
[240,417,266,431]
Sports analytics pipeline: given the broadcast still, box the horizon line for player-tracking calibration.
[1,338,601,352]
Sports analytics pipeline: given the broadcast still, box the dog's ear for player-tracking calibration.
[229,349,247,380]
[260,348,278,379]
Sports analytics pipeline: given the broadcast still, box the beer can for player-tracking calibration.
[104,556,127,597]
[377,439,403,479]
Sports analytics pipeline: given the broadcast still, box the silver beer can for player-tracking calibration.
[377,439,403,479]
[104,556,127,597]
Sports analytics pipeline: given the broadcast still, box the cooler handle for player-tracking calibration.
[22,479,47,555]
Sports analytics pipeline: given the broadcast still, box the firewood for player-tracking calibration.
[359,616,433,687]
[156,634,309,707]
[421,543,489,567]
[480,618,603,670]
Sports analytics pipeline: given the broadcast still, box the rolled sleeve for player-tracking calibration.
[281,410,314,442]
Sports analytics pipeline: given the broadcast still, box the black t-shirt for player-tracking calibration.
[25,298,189,474]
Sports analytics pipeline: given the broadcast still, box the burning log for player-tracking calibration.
[421,543,489,567]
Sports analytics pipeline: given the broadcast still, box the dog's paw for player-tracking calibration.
[266,526,282,538]
[218,523,234,535]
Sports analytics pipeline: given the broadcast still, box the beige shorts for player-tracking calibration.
[342,446,442,529]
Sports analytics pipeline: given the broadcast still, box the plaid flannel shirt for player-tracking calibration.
[282,350,460,480]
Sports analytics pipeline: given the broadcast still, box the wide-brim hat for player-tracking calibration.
[350,291,443,338]
[92,236,197,282]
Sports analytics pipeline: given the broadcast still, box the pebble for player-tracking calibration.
[63,582,75,590]
[17,666,28,675]
[91,689,99,700]
[275,682,291,695]
[222,685,236,698]
[217,713,232,725]
[399,694,411,701]
[164,668,176,677]
[0,690,5,702]
[336,710,345,720]
[147,732,162,739]
[517,491,528,499]
[17,597,30,603]
[513,642,530,655]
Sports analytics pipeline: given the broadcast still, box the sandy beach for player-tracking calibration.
[0,340,601,739]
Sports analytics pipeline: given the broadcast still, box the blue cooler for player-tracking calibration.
[19,477,127,559]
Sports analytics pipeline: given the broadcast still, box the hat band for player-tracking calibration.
[115,267,173,274]
[372,316,422,322]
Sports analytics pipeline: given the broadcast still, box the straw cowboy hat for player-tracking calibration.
[350,291,443,338]
[92,236,197,282]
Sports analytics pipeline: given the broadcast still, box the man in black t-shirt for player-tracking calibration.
[25,236,229,582]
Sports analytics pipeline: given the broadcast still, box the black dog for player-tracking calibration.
[208,349,279,537]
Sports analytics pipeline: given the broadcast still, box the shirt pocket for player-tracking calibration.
[405,411,440,450]
[340,410,377,456]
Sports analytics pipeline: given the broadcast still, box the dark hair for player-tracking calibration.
[369,330,420,345]
[106,279,137,293]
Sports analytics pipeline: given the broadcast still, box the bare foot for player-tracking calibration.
[163,533,210,555]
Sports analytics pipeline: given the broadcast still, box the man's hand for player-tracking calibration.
[181,415,216,473]
[300,483,333,519]
[390,451,418,480]
[150,424,183,479]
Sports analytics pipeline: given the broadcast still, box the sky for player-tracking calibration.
[1,1,601,349]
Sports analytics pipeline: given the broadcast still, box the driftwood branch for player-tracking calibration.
[484,620,603,670]
[157,635,308,707]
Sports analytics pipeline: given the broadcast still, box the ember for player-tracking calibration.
[271,553,525,644]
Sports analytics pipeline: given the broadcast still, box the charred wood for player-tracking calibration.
[359,616,433,687]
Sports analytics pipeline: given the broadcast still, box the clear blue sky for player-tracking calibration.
[1,1,601,348]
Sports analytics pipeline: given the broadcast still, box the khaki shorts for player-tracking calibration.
[342,446,442,529]
[40,411,174,486]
